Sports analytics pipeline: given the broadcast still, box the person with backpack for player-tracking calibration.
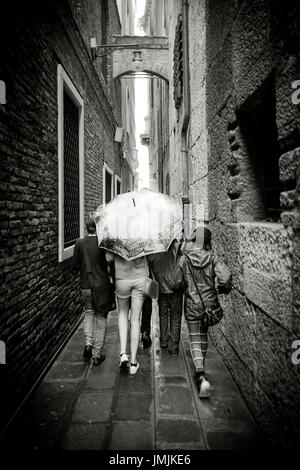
[149,239,184,356]
[181,226,232,398]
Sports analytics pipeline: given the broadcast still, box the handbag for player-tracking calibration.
[143,263,159,299]
[143,277,159,299]
[82,240,116,316]
[185,257,223,328]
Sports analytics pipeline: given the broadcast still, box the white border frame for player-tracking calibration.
[115,174,122,195]
[103,163,114,205]
[57,64,85,262]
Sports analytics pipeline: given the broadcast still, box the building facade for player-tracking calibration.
[0,0,124,432]
[116,0,138,192]
[142,0,300,447]
[141,0,169,193]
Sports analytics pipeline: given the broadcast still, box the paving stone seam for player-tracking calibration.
[152,308,163,450]
[149,320,157,451]
[56,363,91,449]
[180,323,210,450]
[114,392,153,396]
[152,306,205,450]
[59,363,98,450]
[154,415,200,420]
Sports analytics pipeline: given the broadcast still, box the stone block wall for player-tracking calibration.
[165,0,300,447]
[204,0,300,447]
[0,0,121,433]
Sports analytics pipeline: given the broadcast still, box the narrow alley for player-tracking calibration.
[1,0,300,455]
[2,303,262,451]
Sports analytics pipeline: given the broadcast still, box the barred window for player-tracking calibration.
[64,91,80,248]
[58,65,84,262]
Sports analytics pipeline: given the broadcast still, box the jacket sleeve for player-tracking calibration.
[213,256,232,294]
[71,239,81,271]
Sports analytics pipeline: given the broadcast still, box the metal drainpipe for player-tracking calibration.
[182,0,191,227]
[182,0,191,132]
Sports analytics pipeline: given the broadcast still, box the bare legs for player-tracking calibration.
[117,297,130,355]
[117,295,144,364]
[130,295,144,364]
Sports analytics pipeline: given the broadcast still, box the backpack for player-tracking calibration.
[169,254,188,292]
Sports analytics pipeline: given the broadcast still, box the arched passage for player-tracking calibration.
[112,35,169,82]
[114,62,169,83]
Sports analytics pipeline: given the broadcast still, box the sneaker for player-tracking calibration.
[119,353,129,369]
[92,354,106,366]
[129,362,140,375]
[83,345,93,359]
[141,331,152,349]
[196,372,211,398]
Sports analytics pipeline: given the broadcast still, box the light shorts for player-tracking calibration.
[115,277,147,300]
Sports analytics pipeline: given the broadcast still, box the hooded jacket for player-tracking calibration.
[181,248,232,321]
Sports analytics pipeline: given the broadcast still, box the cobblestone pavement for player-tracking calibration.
[2,303,265,450]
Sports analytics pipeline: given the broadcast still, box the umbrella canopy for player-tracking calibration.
[95,188,183,261]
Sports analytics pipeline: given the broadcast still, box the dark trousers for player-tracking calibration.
[140,296,152,333]
[158,292,183,353]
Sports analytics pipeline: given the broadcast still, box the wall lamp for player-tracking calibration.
[90,37,144,61]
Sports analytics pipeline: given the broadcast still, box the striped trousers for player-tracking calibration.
[186,319,208,373]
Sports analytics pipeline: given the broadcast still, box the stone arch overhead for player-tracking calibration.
[114,61,169,82]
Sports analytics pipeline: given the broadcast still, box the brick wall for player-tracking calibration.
[0,0,121,433]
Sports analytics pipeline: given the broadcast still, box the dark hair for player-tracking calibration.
[190,225,212,249]
[86,217,96,234]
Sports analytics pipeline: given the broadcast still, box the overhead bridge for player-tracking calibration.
[106,35,169,82]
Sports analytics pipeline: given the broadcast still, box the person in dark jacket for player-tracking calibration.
[140,297,152,349]
[182,226,232,398]
[149,239,184,356]
[72,217,112,366]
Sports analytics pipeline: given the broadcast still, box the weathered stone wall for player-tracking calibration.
[203,0,300,447]
[0,0,121,432]
[167,0,185,202]
[164,0,300,447]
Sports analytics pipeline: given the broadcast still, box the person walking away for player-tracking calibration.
[72,217,112,366]
[149,240,184,356]
[140,293,153,349]
[105,253,148,375]
[182,226,232,397]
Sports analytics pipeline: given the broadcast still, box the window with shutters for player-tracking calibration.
[57,65,84,262]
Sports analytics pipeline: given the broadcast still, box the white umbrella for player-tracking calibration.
[95,188,183,260]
